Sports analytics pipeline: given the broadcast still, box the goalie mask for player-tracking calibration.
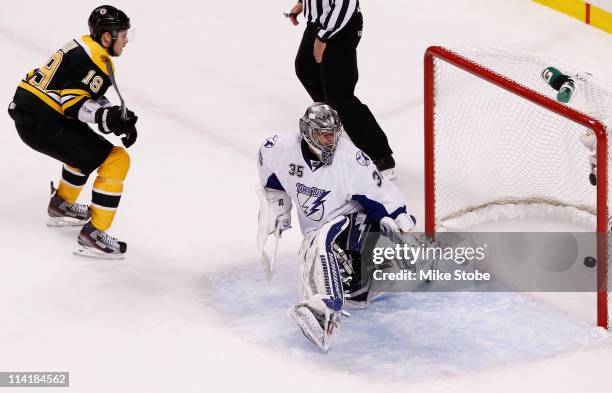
[299,103,343,165]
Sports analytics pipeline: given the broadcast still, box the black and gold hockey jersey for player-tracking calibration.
[13,35,115,120]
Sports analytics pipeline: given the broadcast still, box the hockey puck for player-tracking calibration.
[584,256,596,268]
[589,173,597,186]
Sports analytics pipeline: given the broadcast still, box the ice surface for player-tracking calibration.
[207,257,608,380]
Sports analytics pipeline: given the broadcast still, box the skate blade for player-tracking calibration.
[73,246,125,260]
[47,216,88,227]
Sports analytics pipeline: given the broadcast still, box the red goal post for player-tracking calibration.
[424,46,609,329]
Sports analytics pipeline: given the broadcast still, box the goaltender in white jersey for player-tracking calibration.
[258,130,406,236]
[256,103,415,353]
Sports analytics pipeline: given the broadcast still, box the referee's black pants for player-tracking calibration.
[295,12,393,161]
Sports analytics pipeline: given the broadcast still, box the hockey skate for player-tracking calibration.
[47,182,91,227]
[288,303,341,353]
[74,222,127,260]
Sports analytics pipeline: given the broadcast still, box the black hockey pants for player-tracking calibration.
[8,103,112,175]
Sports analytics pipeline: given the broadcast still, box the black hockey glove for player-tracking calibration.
[95,106,138,135]
[95,106,138,148]
[121,126,137,148]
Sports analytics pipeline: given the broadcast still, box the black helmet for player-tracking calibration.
[88,5,130,54]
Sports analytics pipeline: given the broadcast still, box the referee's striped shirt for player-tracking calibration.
[298,0,360,42]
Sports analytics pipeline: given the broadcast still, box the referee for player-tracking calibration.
[287,0,396,178]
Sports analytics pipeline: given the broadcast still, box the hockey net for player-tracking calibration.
[424,46,612,329]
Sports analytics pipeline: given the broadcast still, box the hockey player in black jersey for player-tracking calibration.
[7,5,137,259]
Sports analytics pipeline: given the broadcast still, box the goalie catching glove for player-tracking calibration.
[95,106,138,148]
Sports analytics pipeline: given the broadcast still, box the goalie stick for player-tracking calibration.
[259,226,280,281]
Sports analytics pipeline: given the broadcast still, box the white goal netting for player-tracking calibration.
[431,48,612,227]
[427,47,612,328]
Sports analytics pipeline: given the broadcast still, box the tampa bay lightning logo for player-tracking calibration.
[263,135,278,148]
[356,151,371,166]
[296,183,330,221]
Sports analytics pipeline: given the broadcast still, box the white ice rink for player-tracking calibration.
[1,1,612,392]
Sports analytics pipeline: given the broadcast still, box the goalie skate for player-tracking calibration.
[74,222,127,260]
[288,304,339,353]
[47,182,90,227]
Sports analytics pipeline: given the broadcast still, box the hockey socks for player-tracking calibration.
[57,164,88,203]
[90,146,130,231]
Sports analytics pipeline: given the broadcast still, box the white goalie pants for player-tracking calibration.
[297,215,350,316]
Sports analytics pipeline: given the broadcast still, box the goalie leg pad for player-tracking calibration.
[297,215,350,315]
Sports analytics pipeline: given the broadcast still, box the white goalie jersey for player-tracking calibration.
[258,133,409,236]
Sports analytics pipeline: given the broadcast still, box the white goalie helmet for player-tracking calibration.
[299,103,344,165]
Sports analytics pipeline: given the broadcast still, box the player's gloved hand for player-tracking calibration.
[380,213,416,236]
[257,186,292,237]
[121,126,137,148]
[276,210,291,234]
[95,106,138,136]
[267,189,292,235]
